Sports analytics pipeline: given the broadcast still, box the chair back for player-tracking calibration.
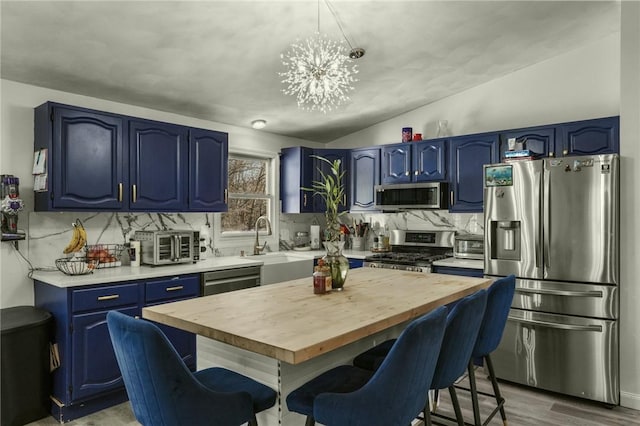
[472,275,516,358]
[106,311,253,426]
[430,289,488,390]
[314,306,448,426]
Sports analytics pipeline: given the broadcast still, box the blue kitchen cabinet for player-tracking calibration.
[499,126,556,160]
[557,116,619,157]
[313,148,350,212]
[449,133,499,213]
[432,265,484,278]
[348,258,364,269]
[381,143,412,184]
[189,127,228,211]
[34,103,126,211]
[128,119,189,211]
[350,147,380,211]
[381,140,446,184]
[280,146,315,213]
[34,274,199,422]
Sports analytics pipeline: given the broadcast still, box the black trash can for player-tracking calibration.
[1,306,53,426]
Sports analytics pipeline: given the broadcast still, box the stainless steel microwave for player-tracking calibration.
[375,182,449,211]
[134,230,199,266]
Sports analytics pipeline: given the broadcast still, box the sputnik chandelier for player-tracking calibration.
[280,0,364,113]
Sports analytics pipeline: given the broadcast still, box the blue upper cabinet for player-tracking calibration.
[499,126,556,160]
[381,143,411,184]
[189,128,228,211]
[413,139,447,182]
[557,116,619,157]
[35,103,126,210]
[382,140,446,184]
[449,133,499,213]
[350,147,380,211]
[34,102,229,212]
[129,119,189,211]
[280,146,315,213]
[313,149,350,212]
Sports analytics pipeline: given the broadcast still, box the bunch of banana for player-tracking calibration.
[63,219,88,254]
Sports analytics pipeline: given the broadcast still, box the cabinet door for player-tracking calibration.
[313,149,350,212]
[189,128,228,211]
[449,134,499,212]
[432,266,484,278]
[280,147,314,213]
[129,119,189,211]
[71,306,139,402]
[350,148,380,211]
[381,144,411,184]
[413,140,447,182]
[51,106,125,209]
[557,116,619,157]
[499,126,555,160]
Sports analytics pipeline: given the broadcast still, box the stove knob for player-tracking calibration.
[390,265,398,270]
[415,267,423,273]
[405,266,413,272]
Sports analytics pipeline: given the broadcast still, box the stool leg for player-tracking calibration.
[448,386,464,426]
[305,416,315,426]
[468,360,482,426]
[485,355,507,426]
[248,417,258,426]
[423,403,433,426]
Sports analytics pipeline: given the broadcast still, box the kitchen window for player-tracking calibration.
[219,154,274,235]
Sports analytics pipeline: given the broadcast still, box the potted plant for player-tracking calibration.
[305,155,349,290]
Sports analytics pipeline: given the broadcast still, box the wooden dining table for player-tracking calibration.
[143,268,492,426]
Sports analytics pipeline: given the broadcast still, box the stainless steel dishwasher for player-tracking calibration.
[201,266,261,296]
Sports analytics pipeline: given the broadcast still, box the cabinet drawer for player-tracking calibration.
[72,283,139,313]
[145,275,200,303]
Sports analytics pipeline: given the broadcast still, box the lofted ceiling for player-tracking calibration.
[0,1,621,143]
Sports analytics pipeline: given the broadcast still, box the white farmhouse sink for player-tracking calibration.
[252,253,314,285]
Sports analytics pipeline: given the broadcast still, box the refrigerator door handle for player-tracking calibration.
[542,166,551,272]
[508,315,603,332]
[515,288,603,298]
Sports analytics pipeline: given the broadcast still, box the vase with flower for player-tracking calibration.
[305,155,349,290]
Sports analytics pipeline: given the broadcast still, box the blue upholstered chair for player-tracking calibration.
[463,275,516,426]
[106,311,277,426]
[353,290,488,426]
[286,306,449,426]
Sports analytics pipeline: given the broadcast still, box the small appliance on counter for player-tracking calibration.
[453,234,484,260]
[1,174,25,240]
[134,230,199,265]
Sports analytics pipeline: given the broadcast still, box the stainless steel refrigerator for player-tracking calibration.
[484,154,619,405]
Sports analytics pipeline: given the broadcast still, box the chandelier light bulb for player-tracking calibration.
[280,32,359,113]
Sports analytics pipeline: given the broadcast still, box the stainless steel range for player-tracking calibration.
[363,230,454,273]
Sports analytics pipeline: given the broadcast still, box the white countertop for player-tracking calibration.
[432,257,484,270]
[31,249,375,288]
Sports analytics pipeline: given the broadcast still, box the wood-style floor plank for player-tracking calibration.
[27,367,639,425]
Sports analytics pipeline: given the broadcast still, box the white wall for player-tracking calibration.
[0,80,323,308]
[619,0,640,411]
[329,33,620,148]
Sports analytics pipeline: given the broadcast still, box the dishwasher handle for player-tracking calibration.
[204,275,261,287]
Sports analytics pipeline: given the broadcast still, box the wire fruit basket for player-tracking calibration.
[86,244,126,268]
[55,258,99,276]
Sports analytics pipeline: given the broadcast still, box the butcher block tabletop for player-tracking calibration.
[142,268,492,364]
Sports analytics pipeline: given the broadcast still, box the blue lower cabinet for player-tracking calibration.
[34,274,199,422]
[348,258,364,269]
[432,265,484,278]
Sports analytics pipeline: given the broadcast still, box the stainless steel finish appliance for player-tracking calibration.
[363,230,454,272]
[134,230,199,266]
[454,234,484,260]
[201,266,261,296]
[484,154,619,405]
[374,182,449,211]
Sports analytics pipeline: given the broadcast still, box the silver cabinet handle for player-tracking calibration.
[414,170,419,176]
[405,171,410,176]
[97,294,120,301]
[508,315,602,332]
[515,288,603,298]
[165,286,184,292]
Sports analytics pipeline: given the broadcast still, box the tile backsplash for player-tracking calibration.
[26,209,483,267]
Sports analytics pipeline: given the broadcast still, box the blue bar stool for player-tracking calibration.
[461,275,516,426]
[353,290,488,426]
[107,311,276,426]
[286,306,449,426]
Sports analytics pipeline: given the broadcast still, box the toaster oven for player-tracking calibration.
[454,234,484,260]
[134,230,199,265]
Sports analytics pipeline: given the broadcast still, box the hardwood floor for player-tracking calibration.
[27,368,639,425]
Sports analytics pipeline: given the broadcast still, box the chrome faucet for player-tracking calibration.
[254,215,272,255]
